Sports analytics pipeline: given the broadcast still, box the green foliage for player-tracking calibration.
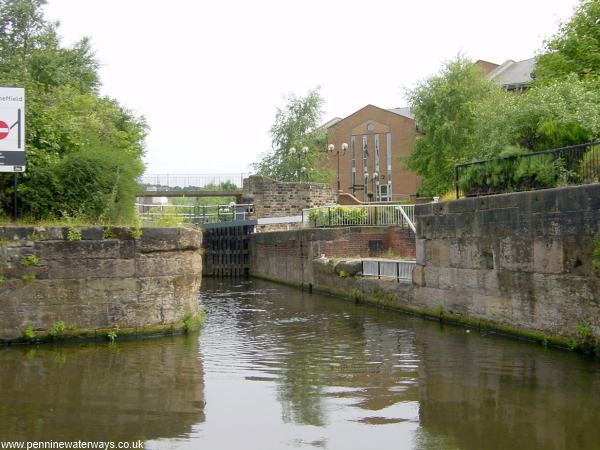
[593,237,600,270]
[21,274,36,281]
[308,207,368,227]
[131,227,142,239]
[404,55,502,195]
[338,270,349,279]
[20,255,39,266]
[576,322,593,339]
[0,0,146,222]
[474,76,600,158]
[182,312,200,333]
[0,272,5,285]
[103,226,113,239]
[49,320,65,338]
[458,153,574,196]
[535,0,600,82]
[569,321,597,353]
[67,227,82,241]
[253,87,331,182]
[23,325,36,342]
[107,327,118,343]
[582,146,600,182]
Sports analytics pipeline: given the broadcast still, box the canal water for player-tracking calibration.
[1,278,599,449]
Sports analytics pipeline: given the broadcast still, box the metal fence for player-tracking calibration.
[139,173,248,191]
[303,204,415,232]
[136,203,254,224]
[362,259,415,282]
[455,142,600,199]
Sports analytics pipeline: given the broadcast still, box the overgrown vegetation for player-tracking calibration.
[20,255,40,267]
[107,327,119,343]
[23,325,36,342]
[0,0,146,223]
[593,236,600,270]
[535,0,600,82]
[67,227,82,241]
[405,0,600,196]
[308,207,368,227]
[49,321,65,338]
[569,321,598,353]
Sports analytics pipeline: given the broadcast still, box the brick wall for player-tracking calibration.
[249,226,415,284]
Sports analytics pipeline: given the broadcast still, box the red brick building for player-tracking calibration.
[323,104,421,202]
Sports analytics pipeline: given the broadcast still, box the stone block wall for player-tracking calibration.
[0,226,202,342]
[414,184,600,341]
[243,175,337,219]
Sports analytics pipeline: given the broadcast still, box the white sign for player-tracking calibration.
[0,87,25,172]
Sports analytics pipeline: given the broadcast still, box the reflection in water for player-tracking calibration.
[0,278,599,450]
[0,335,204,441]
[199,278,600,450]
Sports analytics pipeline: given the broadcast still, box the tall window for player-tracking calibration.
[374,134,380,174]
[386,133,392,199]
[374,134,380,201]
[362,135,368,201]
[351,136,356,190]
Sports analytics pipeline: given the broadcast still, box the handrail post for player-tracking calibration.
[455,164,460,199]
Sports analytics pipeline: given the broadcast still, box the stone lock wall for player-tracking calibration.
[413,184,600,342]
[0,226,202,342]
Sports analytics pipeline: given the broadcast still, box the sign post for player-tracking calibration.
[0,87,26,219]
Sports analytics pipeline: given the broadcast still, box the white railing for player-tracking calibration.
[303,204,415,231]
[136,203,254,224]
[139,173,248,190]
[362,259,415,282]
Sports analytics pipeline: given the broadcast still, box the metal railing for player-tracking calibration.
[455,142,600,199]
[139,173,248,191]
[303,204,415,232]
[136,203,254,224]
[362,259,415,282]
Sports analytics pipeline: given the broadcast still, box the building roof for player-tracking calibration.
[321,105,414,130]
[320,117,343,130]
[474,59,500,75]
[487,58,535,89]
[387,106,414,120]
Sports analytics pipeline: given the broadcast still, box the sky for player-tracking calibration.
[43,0,580,175]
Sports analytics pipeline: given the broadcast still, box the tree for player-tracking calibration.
[474,75,600,157]
[0,0,146,223]
[404,55,502,196]
[253,88,330,182]
[535,0,600,82]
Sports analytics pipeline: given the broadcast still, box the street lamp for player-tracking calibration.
[289,146,311,181]
[328,142,348,192]
[372,172,379,202]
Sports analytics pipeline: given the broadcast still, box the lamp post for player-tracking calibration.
[328,142,348,192]
[372,172,379,202]
[289,146,310,181]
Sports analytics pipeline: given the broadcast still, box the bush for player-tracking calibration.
[308,207,368,226]
[458,152,574,196]
[581,146,600,183]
